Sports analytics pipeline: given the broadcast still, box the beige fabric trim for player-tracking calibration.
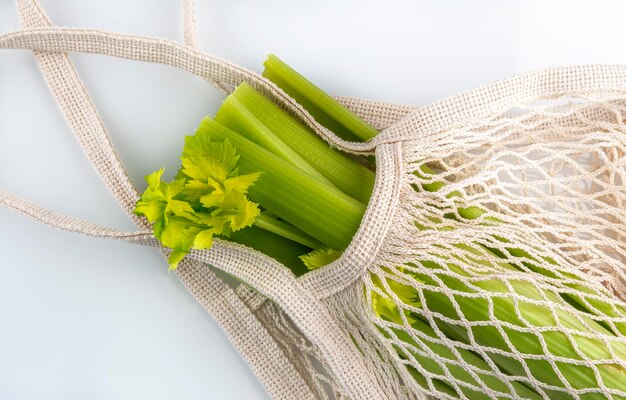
[8,2,319,399]
[334,96,415,131]
[3,28,625,157]
[299,143,404,300]
[174,258,318,400]
[179,0,229,94]
[0,188,153,240]
[181,0,198,49]
[0,188,388,400]
[0,27,377,155]
[0,25,401,299]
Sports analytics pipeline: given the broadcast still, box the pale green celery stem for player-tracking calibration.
[455,243,626,358]
[254,212,324,250]
[263,54,379,142]
[422,169,626,333]
[388,324,542,400]
[459,207,626,334]
[412,199,626,393]
[405,366,460,399]
[497,243,626,336]
[228,225,310,277]
[215,96,336,188]
[198,117,365,250]
[415,259,626,395]
[228,82,375,205]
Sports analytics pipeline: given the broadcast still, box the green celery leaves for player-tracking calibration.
[134,138,261,269]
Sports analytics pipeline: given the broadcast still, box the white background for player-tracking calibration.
[1,1,625,399]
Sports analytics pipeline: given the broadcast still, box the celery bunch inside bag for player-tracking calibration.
[134,55,626,399]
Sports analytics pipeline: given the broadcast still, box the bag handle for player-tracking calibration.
[5,2,388,398]
[5,2,411,303]
[182,0,198,48]
[0,188,152,240]
[6,2,321,399]
[0,16,412,302]
[0,27,379,155]
[3,26,625,154]
[0,187,388,399]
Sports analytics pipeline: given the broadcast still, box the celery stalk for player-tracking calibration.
[197,117,365,250]
[254,212,324,250]
[412,259,626,397]
[405,365,461,399]
[416,167,626,336]
[263,54,379,142]
[228,225,310,277]
[389,324,542,400]
[226,83,376,204]
[215,95,336,188]
[490,242,626,336]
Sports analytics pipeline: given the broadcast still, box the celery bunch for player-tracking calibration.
[135,55,626,399]
[133,139,261,267]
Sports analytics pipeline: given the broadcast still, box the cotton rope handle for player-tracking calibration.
[181,0,197,48]
[2,28,626,154]
[6,1,398,399]
[3,1,332,399]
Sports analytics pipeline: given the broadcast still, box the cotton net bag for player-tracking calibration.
[2,1,626,399]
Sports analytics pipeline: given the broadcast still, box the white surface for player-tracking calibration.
[1,0,625,399]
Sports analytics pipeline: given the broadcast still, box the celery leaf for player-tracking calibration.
[134,137,261,270]
[300,248,342,270]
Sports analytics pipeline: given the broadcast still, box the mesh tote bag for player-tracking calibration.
[2,1,625,399]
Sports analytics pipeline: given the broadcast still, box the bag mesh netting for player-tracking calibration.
[324,95,626,399]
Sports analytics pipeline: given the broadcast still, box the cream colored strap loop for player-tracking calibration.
[182,0,198,48]
[0,163,318,400]
[4,27,624,156]
[12,14,146,227]
[6,1,319,398]
[0,190,386,398]
[0,186,386,399]
[0,189,153,240]
[179,0,232,95]
[0,27,376,155]
[300,142,404,300]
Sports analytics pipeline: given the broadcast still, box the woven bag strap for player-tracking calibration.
[3,26,625,153]
[5,1,320,399]
[0,183,388,400]
[1,6,401,398]
[181,0,197,48]
[0,26,395,155]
